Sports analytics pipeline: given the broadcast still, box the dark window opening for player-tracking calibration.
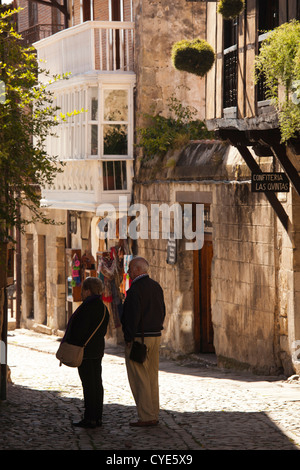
[111,0,121,21]
[28,1,38,27]
[257,0,279,102]
[223,18,237,49]
[103,161,127,191]
[83,0,93,22]
[223,19,238,109]
[258,0,279,34]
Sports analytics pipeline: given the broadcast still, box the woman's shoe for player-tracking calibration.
[72,419,97,428]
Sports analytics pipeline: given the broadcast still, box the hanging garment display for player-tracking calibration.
[97,248,123,328]
[71,254,81,287]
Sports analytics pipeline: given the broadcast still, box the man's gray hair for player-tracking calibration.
[82,277,103,295]
[131,256,149,273]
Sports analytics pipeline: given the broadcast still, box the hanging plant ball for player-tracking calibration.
[217,0,245,20]
[171,39,215,77]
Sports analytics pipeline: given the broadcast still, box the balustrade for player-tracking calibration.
[34,21,135,77]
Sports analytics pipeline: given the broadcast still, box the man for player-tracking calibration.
[63,277,109,428]
[121,257,165,427]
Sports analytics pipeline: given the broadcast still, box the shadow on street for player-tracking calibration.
[0,382,298,450]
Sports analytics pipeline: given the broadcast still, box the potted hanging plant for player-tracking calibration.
[217,0,245,20]
[171,38,215,77]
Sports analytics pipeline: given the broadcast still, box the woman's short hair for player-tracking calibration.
[82,277,103,295]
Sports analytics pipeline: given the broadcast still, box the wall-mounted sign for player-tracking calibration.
[251,172,290,193]
[69,212,77,234]
[167,236,177,265]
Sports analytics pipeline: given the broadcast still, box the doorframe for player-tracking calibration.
[175,191,214,353]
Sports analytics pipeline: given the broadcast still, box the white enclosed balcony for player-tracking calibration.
[34,20,135,77]
[34,20,136,213]
[41,159,133,212]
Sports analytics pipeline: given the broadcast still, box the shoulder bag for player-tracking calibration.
[56,310,106,367]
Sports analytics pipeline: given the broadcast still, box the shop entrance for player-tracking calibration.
[193,239,214,353]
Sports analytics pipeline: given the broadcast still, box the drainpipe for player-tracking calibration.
[16,224,21,329]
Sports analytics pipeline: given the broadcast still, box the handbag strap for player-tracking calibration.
[83,307,107,348]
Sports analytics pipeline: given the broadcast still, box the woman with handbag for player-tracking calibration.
[61,277,109,428]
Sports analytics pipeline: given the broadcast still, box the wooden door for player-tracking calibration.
[193,240,214,353]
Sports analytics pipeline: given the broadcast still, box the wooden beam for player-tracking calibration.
[270,144,300,197]
[236,144,289,231]
[249,129,300,197]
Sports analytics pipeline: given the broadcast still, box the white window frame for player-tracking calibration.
[101,84,130,160]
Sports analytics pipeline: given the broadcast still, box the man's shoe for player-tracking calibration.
[72,419,99,429]
[129,420,158,427]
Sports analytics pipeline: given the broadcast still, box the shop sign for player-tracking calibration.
[167,235,177,265]
[251,172,290,192]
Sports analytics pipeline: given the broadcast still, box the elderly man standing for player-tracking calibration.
[121,257,166,427]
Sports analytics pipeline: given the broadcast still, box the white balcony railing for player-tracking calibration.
[34,20,135,78]
[41,159,133,212]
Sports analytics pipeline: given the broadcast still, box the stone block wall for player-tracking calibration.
[20,207,68,333]
[133,143,298,375]
[211,182,281,374]
[133,0,207,128]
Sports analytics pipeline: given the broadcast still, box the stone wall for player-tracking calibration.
[133,0,207,128]
[212,182,280,374]
[20,207,68,334]
[133,141,297,375]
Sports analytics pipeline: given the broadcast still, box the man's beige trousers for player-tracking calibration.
[125,336,161,422]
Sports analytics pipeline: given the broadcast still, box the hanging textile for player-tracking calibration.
[97,248,123,328]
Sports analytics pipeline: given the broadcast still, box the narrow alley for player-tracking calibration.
[1,329,300,454]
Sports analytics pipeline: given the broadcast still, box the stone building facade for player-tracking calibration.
[132,0,300,376]
[18,0,136,343]
[17,0,300,376]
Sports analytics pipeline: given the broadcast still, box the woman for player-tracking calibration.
[63,277,109,428]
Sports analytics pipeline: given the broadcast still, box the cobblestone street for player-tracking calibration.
[1,329,300,454]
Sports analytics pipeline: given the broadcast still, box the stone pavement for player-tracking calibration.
[1,329,300,453]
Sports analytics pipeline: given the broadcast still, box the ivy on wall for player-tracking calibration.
[255,20,300,142]
[136,94,213,160]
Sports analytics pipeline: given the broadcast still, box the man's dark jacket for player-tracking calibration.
[121,275,165,343]
[63,295,109,359]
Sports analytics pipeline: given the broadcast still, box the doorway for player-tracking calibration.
[111,0,121,69]
[193,239,214,353]
[82,0,93,22]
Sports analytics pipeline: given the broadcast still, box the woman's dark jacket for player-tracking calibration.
[63,295,109,359]
[121,275,165,343]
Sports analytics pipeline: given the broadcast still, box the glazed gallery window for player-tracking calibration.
[89,87,99,155]
[50,90,87,159]
[88,87,128,156]
[103,89,128,155]
[103,160,127,190]
[50,86,130,160]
